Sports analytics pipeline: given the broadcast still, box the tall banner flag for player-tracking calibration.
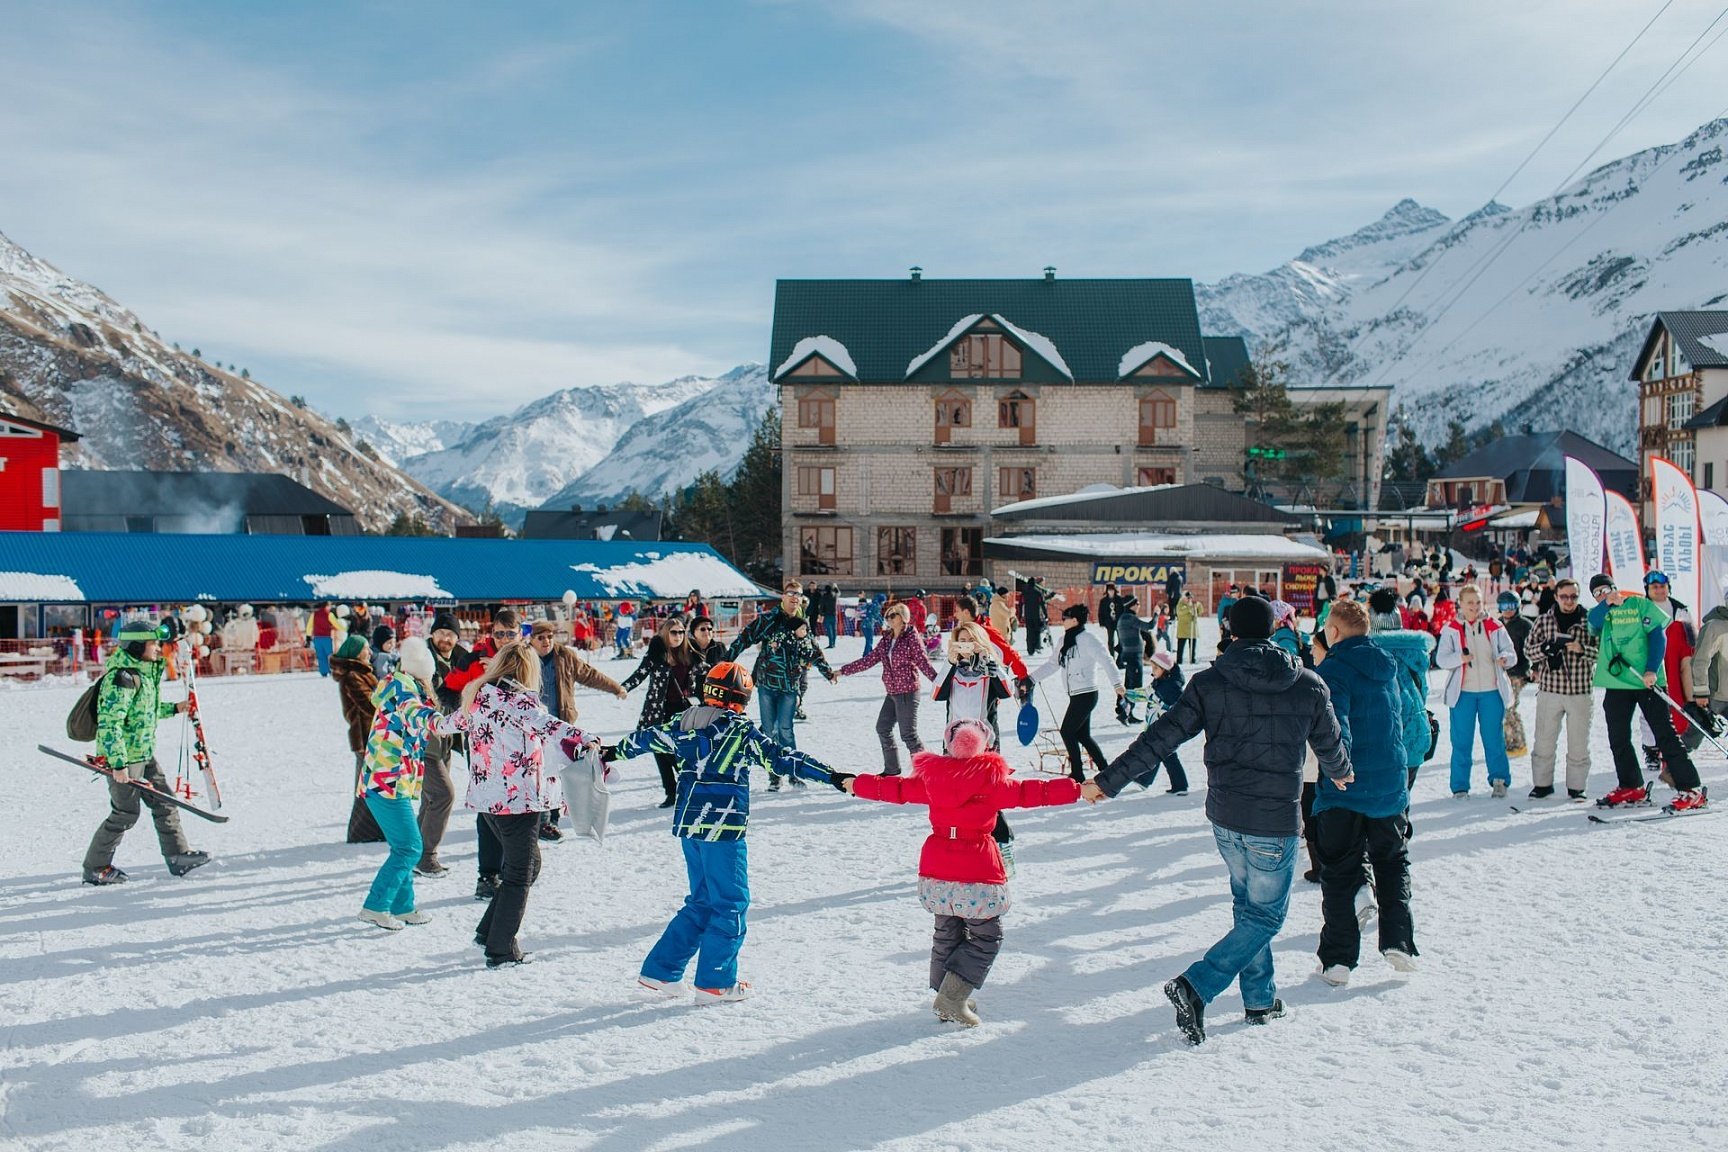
[1564,455,1606,607]
[1650,457,1701,617]
[1699,489,1728,612]
[1603,490,1646,592]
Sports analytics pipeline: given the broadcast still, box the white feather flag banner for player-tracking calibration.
[1563,456,1606,608]
[1603,490,1646,592]
[1650,457,1701,616]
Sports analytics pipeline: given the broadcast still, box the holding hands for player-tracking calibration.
[1080,781,1105,804]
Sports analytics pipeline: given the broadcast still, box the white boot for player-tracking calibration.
[397,909,433,925]
[638,975,690,999]
[358,908,404,931]
[693,980,754,1004]
[1318,964,1351,987]
[1382,948,1418,972]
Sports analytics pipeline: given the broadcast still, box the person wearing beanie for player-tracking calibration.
[82,617,209,885]
[1086,590,1350,1046]
[1030,604,1126,782]
[354,637,442,931]
[1132,649,1189,794]
[832,717,1081,1027]
[1496,591,1533,758]
[370,625,399,680]
[417,611,475,880]
[331,632,384,844]
[1525,578,1597,800]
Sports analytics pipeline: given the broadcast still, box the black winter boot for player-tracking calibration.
[1165,975,1206,1045]
[475,873,499,902]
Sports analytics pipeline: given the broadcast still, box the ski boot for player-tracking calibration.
[694,980,753,1004]
[1596,783,1653,809]
[82,865,129,886]
[1666,786,1709,814]
[167,851,210,877]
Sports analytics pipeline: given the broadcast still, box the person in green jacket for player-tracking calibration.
[1586,575,1707,811]
[82,617,210,885]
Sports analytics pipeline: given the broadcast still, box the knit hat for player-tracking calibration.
[371,625,395,649]
[1149,649,1177,673]
[116,617,163,644]
[942,717,993,758]
[1061,603,1090,625]
[429,611,460,637]
[1496,592,1519,612]
[398,636,435,683]
[1270,600,1296,625]
[335,635,366,661]
[1228,596,1276,640]
[1588,574,1616,595]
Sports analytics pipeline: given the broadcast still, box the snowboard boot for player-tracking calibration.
[1597,783,1653,808]
[1243,999,1288,1026]
[1527,785,1555,799]
[1164,975,1205,1045]
[475,873,500,902]
[167,851,210,877]
[1667,786,1709,813]
[933,972,981,1027]
[82,865,129,886]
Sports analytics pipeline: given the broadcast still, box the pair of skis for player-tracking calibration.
[175,638,223,809]
[38,744,228,822]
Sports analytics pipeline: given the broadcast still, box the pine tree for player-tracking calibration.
[726,406,783,582]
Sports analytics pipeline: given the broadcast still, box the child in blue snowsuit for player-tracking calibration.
[1134,650,1190,794]
[605,662,833,1003]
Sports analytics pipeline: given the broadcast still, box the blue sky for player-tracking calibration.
[3,0,1726,420]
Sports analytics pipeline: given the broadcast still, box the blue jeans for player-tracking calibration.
[1449,689,1510,792]
[1181,827,1298,1011]
[312,635,333,677]
[824,614,838,648]
[643,838,750,990]
[862,625,877,656]
[758,687,798,753]
[362,793,422,916]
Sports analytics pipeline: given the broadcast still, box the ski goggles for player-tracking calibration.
[117,622,171,643]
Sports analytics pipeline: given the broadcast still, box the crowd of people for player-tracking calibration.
[68,554,1711,1044]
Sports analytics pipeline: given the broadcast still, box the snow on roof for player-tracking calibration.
[1702,333,1728,358]
[1489,509,1542,528]
[303,571,454,600]
[986,532,1329,562]
[570,551,760,599]
[1118,340,1200,379]
[992,315,1072,380]
[774,335,857,380]
[0,572,84,601]
[991,483,1175,516]
[906,315,984,377]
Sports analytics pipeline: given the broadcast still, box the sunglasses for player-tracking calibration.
[491,630,516,640]
[666,628,686,636]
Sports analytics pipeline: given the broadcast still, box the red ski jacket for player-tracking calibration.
[852,749,1080,884]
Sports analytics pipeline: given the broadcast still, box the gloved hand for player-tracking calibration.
[828,771,855,793]
[1684,701,1725,736]
[598,743,620,763]
[1015,677,1033,703]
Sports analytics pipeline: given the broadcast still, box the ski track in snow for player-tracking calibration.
[1,621,1724,1151]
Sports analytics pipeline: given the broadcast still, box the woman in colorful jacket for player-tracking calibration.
[1434,585,1517,797]
[840,600,938,775]
[439,641,599,966]
[622,613,708,807]
[356,637,442,931]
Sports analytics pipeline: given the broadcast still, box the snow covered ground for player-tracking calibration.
[2,624,1725,1151]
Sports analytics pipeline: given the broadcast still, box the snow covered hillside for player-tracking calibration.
[0,230,466,533]
[541,363,773,507]
[1199,116,1728,455]
[349,416,476,467]
[386,374,729,520]
[1,626,1722,1151]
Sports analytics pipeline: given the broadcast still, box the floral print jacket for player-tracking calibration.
[438,681,592,815]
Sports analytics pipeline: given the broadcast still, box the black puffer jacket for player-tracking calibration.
[622,635,711,731]
[1097,640,1349,837]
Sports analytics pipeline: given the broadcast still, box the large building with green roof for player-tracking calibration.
[771,271,1388,591]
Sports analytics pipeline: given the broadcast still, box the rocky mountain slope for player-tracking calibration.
[0,231,465,533]
[1197,117,1728,454]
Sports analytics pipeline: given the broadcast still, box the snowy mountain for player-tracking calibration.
[1198,117,1728,455]
[392,375,724,519]
[540,363,773,508]
[350,415,476,466]
[0,230,466,532]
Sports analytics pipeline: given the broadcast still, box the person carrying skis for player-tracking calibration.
[830,717,1081,1027]
[82,617,209,885]
[839,600,938,775]
[606,661,835,1003]
[1587,574,1708,811]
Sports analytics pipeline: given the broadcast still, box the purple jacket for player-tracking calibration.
[841,631,937,695]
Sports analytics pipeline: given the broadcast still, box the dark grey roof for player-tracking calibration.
[519,509,663,541]
[1202,336,1251,390]
[1378,481,1429,511]
[1630,311,1728,379]
[769,278,1208,385]
[61,470,353,518]
[992,483,1296,526]
[1431,431,1637,503]
[0,409,81,441]
[1685,394,1728,430]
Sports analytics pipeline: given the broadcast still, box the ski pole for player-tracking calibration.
[1647,688,1728,761]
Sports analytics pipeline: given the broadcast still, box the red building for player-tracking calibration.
[0,411,79,532]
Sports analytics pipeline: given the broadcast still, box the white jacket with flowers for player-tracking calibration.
[436,681,592,815]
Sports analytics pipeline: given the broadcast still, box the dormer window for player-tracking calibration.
[951,334,1021,379]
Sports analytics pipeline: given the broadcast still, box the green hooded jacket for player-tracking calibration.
[1590,594,1669,692]
[95,646,177,765]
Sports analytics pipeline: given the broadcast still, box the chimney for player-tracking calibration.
[1043,266,1056,281]
[909,266,922,281]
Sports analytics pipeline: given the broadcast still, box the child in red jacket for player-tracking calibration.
[833,717,1081,1027]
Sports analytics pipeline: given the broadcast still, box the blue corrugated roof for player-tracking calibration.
[0,533,763,604]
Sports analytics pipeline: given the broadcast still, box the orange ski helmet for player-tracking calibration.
[702,661,754,711]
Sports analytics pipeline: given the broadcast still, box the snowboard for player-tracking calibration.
[1016,702,1039,746]
[38,744,230,823]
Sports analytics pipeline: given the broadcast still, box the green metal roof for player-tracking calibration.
[770,277,1209,385]
[1202,336,1251,390]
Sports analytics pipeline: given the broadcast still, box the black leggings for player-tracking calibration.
[1060,690,1106,780]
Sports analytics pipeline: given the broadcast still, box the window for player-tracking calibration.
[1668,390,1695,430]
[950,334,1021,379]
[934,466,973,513]
[797,391,836,445]
[998,391,1035,446]
[799,525,854,576]
[934,391,971,444]
[941,528,983,577]
[1137,466,1177,487]
[1138,390,1177,445]
[1643,393,1664,426]
[1705,462,1715,490]
[41,467,58,509]
[796,465,836,510]
[998,466,1036,501]
[877,527,917,575]
[1672,439,1695,476]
